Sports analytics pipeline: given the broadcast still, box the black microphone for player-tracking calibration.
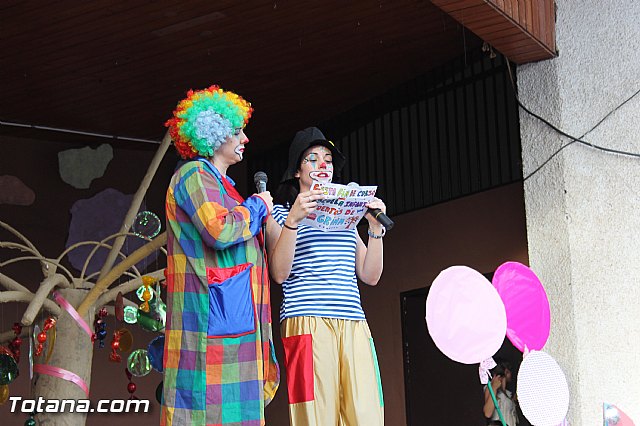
[253,172,269,297]
[254,171,268,193]
[368,208,394,230]
[347,182,394,231]
[254,172,269,244]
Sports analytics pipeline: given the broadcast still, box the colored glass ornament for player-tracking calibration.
[132,211,161,239]
[147,335,165,372]
[94,308,108,348]
[155,381,163,404]
[116,328,133,353]
[141,275,156,286]
[125,368,138,400]
[28,343,32,381]
[139,285,152,313]
[12,323,21,333]
[115,292,124,322]
[123,306,138,324]
[109,332,122,363]
[35,317,56,357]
[0,384,9,404]
[94,322,107,348]
[30,325,38,379]
[127,349,151,377]
[136,281,155,301]
[136,301,166,332]
[0,346,19,385]
[44,324,56,365]
[9,323,23,362]
[137,278,156,313]
[96,328,107,340]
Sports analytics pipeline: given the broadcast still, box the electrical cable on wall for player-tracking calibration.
[503,58,640,182]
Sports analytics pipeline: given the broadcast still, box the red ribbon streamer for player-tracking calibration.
[33,364,90,397]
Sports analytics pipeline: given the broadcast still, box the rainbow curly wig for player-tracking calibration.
[165,85,253,159]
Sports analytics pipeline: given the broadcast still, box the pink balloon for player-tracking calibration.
[426,266,506,364]
[492,262,550,352]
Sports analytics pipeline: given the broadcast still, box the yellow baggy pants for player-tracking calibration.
[281,316,384,426]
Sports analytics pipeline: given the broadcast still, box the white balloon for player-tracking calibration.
[518,350,570,426]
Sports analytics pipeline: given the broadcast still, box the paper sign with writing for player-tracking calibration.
[301,183,377,231]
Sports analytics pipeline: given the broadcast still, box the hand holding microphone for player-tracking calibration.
[253,171,273,213]
[347,182,394,231]
[365,198,393,231]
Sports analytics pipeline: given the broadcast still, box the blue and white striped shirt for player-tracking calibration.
[272,204,366,322]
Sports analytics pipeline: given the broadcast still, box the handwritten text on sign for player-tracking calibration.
[302,183,377,231]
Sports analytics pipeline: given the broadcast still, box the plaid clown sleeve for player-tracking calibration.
[162,160,279,426]
[173,161,268,249]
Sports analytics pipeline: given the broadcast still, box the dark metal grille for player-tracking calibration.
[249,50,521,216]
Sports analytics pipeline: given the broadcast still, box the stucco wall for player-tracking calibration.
[518,0,640,423]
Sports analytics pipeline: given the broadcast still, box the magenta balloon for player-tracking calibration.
[426,266,507,364]
[492,262,550,352]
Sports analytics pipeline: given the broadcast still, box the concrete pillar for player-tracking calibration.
[517,0,640,423]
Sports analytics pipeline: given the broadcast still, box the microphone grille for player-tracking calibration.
[253,171,268,185]
[347,182,359,187]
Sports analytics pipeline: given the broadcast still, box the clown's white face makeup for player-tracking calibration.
[212,128,249,175]
[295,145,333,191]
[230,128,246,160]
[234,145,244,161]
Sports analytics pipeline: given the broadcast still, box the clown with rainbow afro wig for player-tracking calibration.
[165,85,253,159]
[163,85,280,425]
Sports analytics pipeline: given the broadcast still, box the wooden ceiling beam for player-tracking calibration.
[430,0,556,64]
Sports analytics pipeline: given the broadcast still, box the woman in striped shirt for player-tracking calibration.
[266,127,387,426]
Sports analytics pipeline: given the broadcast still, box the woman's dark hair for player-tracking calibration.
[490,357,512,377]
[274,179,300,208]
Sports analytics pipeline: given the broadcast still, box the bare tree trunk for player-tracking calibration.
[33,288,96,425]
[97,130,171,281]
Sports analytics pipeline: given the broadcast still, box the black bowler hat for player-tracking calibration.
[280,127,346,182]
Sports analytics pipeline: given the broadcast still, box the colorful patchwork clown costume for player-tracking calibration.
[162,86,279,425]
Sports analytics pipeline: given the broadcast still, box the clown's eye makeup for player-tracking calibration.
[303,153,333,164]
[233,128,242,136]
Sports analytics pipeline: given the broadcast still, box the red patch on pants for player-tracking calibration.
[282,333,314,403]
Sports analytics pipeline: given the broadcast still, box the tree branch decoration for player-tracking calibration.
[0,131,171,424]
